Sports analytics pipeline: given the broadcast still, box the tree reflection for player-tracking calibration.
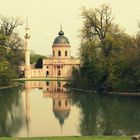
[70,91,140,136]
[0,86,25,136]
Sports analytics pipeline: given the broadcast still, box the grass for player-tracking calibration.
[0,136,131,140]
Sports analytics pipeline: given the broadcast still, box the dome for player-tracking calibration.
[53,110,70,125]
[53,30,70,45]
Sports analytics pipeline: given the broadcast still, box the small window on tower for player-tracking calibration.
[58,70,61,76]
[53,51,55,56]
[58,50,61,56]
[65,51,68,56]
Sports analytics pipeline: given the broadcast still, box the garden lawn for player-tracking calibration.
[0,136,131,140]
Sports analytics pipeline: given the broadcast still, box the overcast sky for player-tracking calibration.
[0,0,140,56]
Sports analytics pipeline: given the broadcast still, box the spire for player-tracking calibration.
[58,23,64,36]
[60,23,62,31]
[25,19,30,39]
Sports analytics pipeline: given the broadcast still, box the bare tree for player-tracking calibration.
[0,16,23,36]
[81,4,113,45]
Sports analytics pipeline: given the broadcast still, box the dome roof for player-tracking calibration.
[53,110,70,125]
[53,30,70,45]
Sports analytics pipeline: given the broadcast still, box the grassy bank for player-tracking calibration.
[0,136,131,140]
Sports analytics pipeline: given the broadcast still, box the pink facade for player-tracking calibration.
[25,29,80,78]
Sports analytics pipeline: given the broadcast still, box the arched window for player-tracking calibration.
[58,70,61,76]
[39,71,41,76]
[65,100,68,106]
[46,81,49,86]
[53,51,55,56]
[58,81,61,87]
[59,100,61,107]
[53,101,55,106]
[58,50,61,56]
[46,71,49,77]
[65,50,68,56]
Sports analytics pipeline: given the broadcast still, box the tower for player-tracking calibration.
[24,22,31,78]
[52,28,71,59]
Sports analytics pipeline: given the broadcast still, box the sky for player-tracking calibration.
[0,0,140,56]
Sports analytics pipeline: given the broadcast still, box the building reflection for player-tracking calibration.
[43,81,71,133]
[24,80,71,135]
[24,81,31,136]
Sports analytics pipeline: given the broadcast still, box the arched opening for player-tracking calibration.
[39,71,41,76]
[34,71,36,76]
[46,81,49,86]
[65,50,68,56]
[59,100,61,107]
[53,51,55,56]
[58,70,61,76]
[65,100,68,106]
[58,50,61,56]
[46,71,49,77]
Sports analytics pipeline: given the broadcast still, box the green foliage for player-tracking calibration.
[0,16,24,86]
[72,4,140,92]
[0,136,131,140]
[0,86,24,136]
[30,52,46,64]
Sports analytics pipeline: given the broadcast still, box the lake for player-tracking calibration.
[0,80,140,137]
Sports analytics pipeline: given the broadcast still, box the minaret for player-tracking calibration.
[24,21,31,78]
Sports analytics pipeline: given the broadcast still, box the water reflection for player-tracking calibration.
[1,81,140,137]
[70,91,140,136]
[0,86,25,136]
[21,80,76,137]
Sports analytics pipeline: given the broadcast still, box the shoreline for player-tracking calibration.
[0,84,20,90]
[70,87,140,96]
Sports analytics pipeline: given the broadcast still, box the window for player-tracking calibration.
[39,71,41,76]
[53,51,55,56]
[58,81,61,87]
[46,66,49,68]
[58,70,61,76]
[65,101,68,106]
[46,81,49,86]
[53,101,55,106]
[46,71,49,76]
[58,50,61,56]
[65,51,68,56]
[59,100,61,107]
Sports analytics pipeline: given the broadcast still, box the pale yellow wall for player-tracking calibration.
[52,44,71,58]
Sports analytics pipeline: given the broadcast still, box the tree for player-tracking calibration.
[80,5,118,90]
[78,4,137,92]
[0,16,23,36]
[0,15,24,86]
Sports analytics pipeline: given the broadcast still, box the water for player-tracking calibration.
[0,81,140,137]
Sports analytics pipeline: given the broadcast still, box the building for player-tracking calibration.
[24,26,80,79]
[24,80,71,135]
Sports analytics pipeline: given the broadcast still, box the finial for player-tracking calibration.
[24,18,30,39]
[25,18,29,30]
[58,23,64,36]
[60,23,62,31]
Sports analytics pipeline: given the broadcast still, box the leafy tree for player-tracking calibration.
[0,16,24,86]
[75,4,140,92]
[80,5,123,91]
[30,52,46,65]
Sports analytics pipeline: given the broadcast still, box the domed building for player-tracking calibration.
[24,27,80,78]
[53,92,71,128]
